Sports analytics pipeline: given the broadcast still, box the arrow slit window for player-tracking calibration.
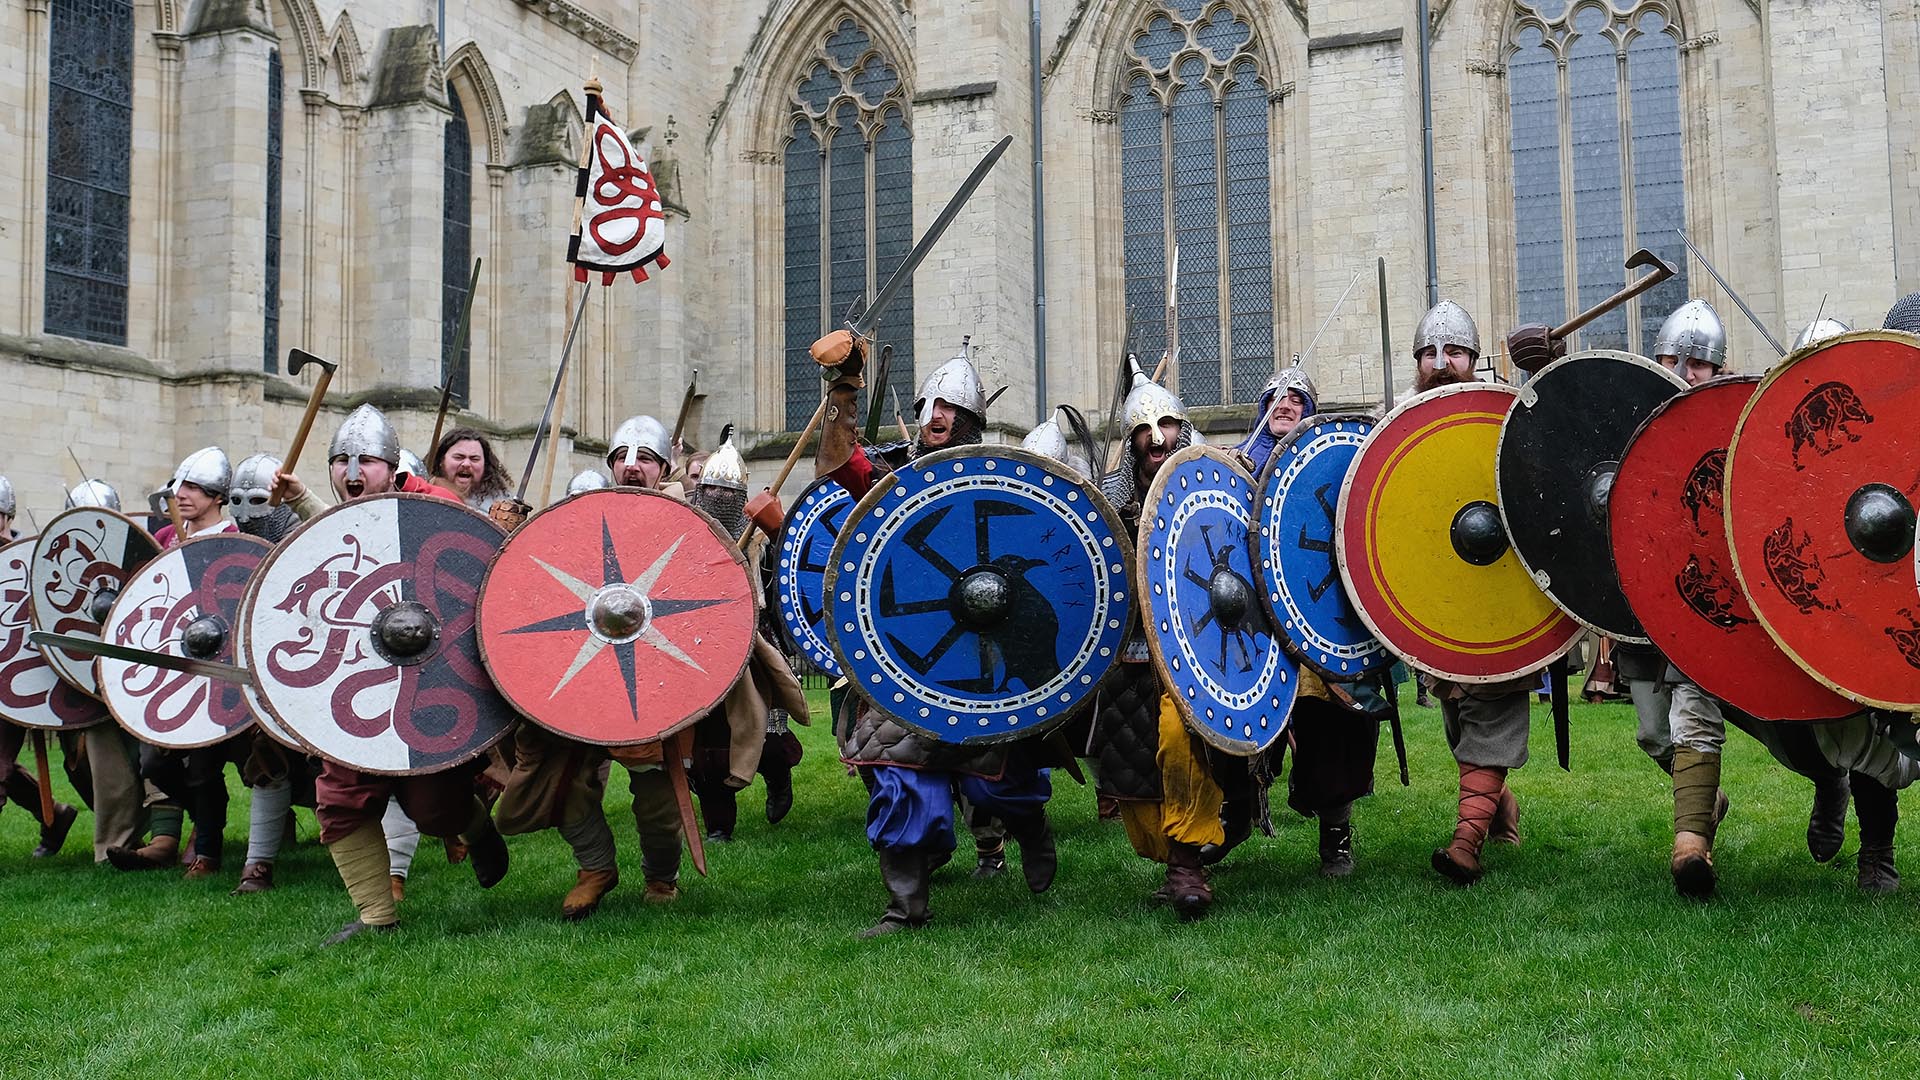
[782,16,915,431]
[44,0,134,346]
[1508,1,1689,355]
[1119,2,1275,407]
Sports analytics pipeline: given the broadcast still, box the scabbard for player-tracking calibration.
[1550,656,1571,771]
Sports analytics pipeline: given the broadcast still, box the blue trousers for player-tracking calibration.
[867,764,1052,852]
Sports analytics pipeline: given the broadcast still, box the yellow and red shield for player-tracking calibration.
[1336,384,1580,683]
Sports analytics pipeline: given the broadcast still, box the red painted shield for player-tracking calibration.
[1336,384,1581,683]
[1612,378,1856,720]
[0,537,108,730]
[28,507,160,696]
[1727,332,1920,710]
[476,489,755,746]
[96,534,270,748]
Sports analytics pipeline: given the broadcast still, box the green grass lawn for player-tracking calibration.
[2,687,1916,1079]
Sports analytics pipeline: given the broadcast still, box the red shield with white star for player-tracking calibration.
[475,489,756,745]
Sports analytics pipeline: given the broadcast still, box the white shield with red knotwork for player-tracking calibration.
[96,533,268,749]
[28,507,160,696]
[229,569,299,750]
[0,537,109,730]
[241,493,514,775]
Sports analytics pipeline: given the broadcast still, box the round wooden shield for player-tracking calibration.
[229,568,300,749]
[0,537,109,730]
[476,489,756,746]
[95,533,269,748]
[1253,413,1391,680]
[827,447,1132,745]
[241,493,513,774]
[775,475,853,678]
[28,506,160,696]
[1726,332,1920,710]
[1338,383,1582,684]
[1497,350,1686,642]
[1612,378,1857,721]
[1140,446,1298,755]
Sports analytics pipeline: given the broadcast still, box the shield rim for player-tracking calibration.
[94,532,269,749]
[230,563,302,750]
[1725,329,1920,710]
[474,486,756,747]
[1252,411,1393,681]
[824,444,1136,746]
[27,505,160,696]
[0,534,110,731]
[1336,381,1582,684]
[774,473,852,679]
[240,491,513,776]
[1139,443,1298,756]
[1609,374,1856,721]
[1495,349,1685,645]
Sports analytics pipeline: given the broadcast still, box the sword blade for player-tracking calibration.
[852,135,1014,339]
[1676,229,1786,357]
[28,631,253,686]
[516,281,595,502]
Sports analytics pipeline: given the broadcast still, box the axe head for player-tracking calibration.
[1625,247,1677,278]
[287,349,338,378]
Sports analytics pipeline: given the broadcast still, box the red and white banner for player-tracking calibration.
[566,87,669,285]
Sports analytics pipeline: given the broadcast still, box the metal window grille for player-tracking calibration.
[44,0,133,346]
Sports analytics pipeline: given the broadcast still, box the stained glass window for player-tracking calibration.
[1508,1,1689,355]
[264,49,283,373]
[1118,3,1273,406]
[44,0,133,346]
[442,85,473,402]
[781,17,913,431]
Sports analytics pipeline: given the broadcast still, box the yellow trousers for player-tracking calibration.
[1118,693,1225,862]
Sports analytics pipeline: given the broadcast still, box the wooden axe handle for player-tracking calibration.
[273,366,336,505]
[1552,249,1677,341]
[32,730,55,827]
[739,394,829,552]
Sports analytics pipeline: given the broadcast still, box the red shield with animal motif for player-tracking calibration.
[95,534,269,748]
[0,537,108,730]
[1727,332,1920,710]
[28,507,160,696]
[241,493,514,774]
[1612,378,1856,720]
[476,489,755,746]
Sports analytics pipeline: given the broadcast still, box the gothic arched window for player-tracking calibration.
[782,16,913,430]
[442,84,474,402]
[1508,0,1689,355]
[264,48,283,373]
[45,0,134,346]
[1119,2,1274,407]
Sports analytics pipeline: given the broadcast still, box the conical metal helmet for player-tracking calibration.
[328,404,401,482]
[1792,317,1852,352]
[1412,300,1480,361]
[913,340,987,427]
[1021,409,1069,462]
[566,469,611,495]
[1653,299,1728,367]
[608,414,671,470]
[229,453,282,524]
[398,449,427,481]
[700,425,748,492]
[169,446,232,500]
[0,475,14,519]
[1261,365,1320,415]
[66,479,120,510]
[1121,353,1187,449]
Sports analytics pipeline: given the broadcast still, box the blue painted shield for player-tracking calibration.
[826,447,1133,744]
[1140,446,1298,755]
[1253,413,1392,679]
[776,475,854,678]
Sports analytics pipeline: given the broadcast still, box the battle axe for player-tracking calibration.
[1507,249,1677,373]
[271,349,339,506]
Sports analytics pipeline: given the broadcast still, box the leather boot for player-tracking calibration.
[461,800,510,889]
[562,868,621,921]
[182,856,220,880]
[230,861,274,895]
[859,848,931,938]
[1670,831,1716,898]
[1005,812,1059,893]
[390,875,406,902]
[321,920,398,947]
[106,832,179,871]
[1432,763,1505,885]
[1318,820,1355,879]
[970,839,1007,880]
[1165,842,1212,920]
[640,833,682,904]
[1807,771,1851,863]
[762,759,794,825]
[1199,794,1256,866]
[33,803,78,858]
[1488,786,1522,847]
[1853,772,1899,895]
[702,783,738,843]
